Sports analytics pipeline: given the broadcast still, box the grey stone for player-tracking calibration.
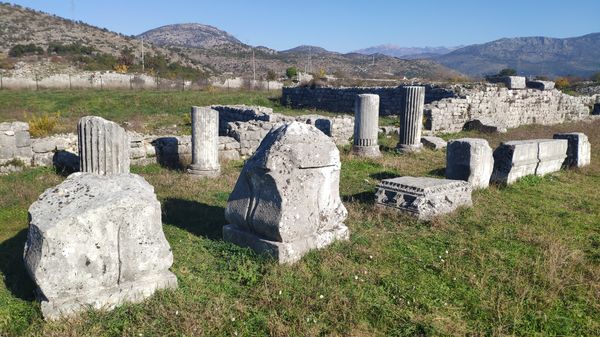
[0,133,16,159]
[553,132,591,168]
[352,94,381,157]
[224,122,349,264]
[32,138,58,153]
[78,116,130,175]
[491,139,567,184]
[33,152,54,167]
[188,107,220,177]
[536,139,568,176]
[219,149,240,161]
[421,136,447,150]
[527,80,555,91]
[446,138,494,189]
[375,176,472,220]
[505,76,526,89]
[24,172,176,320]
[397,86,425,153]
[15,130,31,148]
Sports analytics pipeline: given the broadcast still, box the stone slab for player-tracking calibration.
[375,176,472,220]
[536,139,568,176]
[553,132,591,168]
[421,136,447,150]
[446,138,494,189]
[505,76,526,89]
[527,80,555,91]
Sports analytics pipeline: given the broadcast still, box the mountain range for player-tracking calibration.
[1,2,599,79]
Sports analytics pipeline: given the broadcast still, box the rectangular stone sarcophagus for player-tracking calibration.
[375,176,472,220]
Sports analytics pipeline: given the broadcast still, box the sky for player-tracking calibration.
[7,0,600,52]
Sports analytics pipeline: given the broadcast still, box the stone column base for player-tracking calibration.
[223,224,349,264]
[351,145,381,158]
[187,165,220,178]
[396,143,423,153]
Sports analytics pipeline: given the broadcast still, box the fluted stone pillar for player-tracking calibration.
[352,94,381,157]
[397,86,425,153]
[77,116,130,175]
[188,106,220,177]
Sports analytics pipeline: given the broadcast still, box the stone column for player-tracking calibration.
[77,116,130,175]
[188,106,220,177]
[352,94,381,157]
[397,86,425,153]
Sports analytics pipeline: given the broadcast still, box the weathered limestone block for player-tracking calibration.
[536,139,568,175]
[491,139,568,184]
[397,86,425,152]
[224,122,349,264]
[446,138,494,189]
[352,94,381,157]
[78,116,130,175]
[24,173,177,320]
[553,132,591,168]
[189,106,220,177]
[505,76,526,89]
[491,140,539,184]
[375,176,472,220]
[527,80,555,91]
[421,136,447,150]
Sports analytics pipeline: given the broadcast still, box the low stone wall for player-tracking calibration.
[424,86,595,133]
[0,107,354,173]
[280,85,456,115]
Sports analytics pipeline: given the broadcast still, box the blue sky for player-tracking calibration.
[8,0,600,52]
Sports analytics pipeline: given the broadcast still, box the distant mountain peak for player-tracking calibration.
[138,23,245,49]
[353,45,460,59]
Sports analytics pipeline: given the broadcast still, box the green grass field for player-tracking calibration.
[0,90,599,336]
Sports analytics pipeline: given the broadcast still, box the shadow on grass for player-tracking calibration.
[162,198,226,240]
[427,167,446,177]
[0,229,36,301]
[370,171,398,181]
[342,191,375,204]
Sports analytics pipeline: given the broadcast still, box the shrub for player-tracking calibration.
[498,68,517,76]
[591,72,600,83]
[285,67,298,79]
[28,112,60,137]
[47,42,94,55]
[113,64,128,73]
[8,44,44,57]
[555,77,570,89]
[266,70,278,81]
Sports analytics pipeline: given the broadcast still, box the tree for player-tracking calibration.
[266,70,278,81]
[8,44,44,57]
[286,67,298,79]
[498,68,517,76]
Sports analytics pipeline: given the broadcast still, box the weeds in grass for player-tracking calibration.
[27,112,60,137]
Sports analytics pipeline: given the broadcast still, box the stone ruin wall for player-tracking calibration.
[280,85,457,115]
[424,86,597,133]
[0,105,354,173]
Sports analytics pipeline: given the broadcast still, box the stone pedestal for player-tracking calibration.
[505,76,526,89]
[553,132,591,168]
[24,173,177,320]
[446,138,494,189]
[375,176,472,220]
[78,116,130,175]
[224,122,348,264]
[352,94,381,157]
[188,106,220,177]
[397,86,425,153]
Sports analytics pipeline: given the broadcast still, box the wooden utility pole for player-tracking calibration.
[252,49,256,82]
[141,37,145,72]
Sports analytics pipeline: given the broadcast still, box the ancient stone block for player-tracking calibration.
[15,130,31,148]
[78,116,130,175]
[491,140,539,184]
[527,80,555,91]
[24,173,177,320]
[189,107,220,177]
[536,139,568,175]
[505,76,526,89]
[446,138,494,189]
[491,139,567,184]
[421,136,447,150]
[553,132,591,167]
[224,122,349,264]
[375,176,472,220]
